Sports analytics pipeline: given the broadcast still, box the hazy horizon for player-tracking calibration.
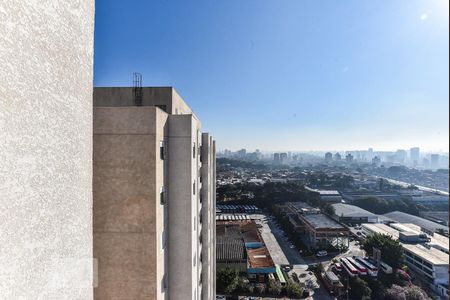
[94,0,449,152]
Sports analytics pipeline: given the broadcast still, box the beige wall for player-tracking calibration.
[0,1,94,298]
[94,107,167,300]
[93,88,215,300]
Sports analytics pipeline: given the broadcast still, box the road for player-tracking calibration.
[252,213,345,300]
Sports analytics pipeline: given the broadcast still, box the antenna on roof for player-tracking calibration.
[133,72,142,106]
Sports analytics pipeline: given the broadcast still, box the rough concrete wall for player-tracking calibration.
[0,1,94,298]
[93,107,162,300]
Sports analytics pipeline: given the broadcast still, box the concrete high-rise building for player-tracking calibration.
[395,149,407,163]
[325,152,333,162]
[334,152,342,161]
[1,1,94,298]
[345,153,354,163]
[280,152,288,163]
[93,87,216,300]
[273,153,280,163]
[410,147,420,166]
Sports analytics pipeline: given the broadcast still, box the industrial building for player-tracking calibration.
[362,223,449,298]
[305,186,343,202]
[216,224,247,272]
[382,211,449,234]
[332,203,379,224]
[216,220,277,277]
[274,202,349,250]
[93,87,216,300]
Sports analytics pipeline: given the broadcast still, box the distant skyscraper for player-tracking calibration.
[325,152,333,162]
[395,149,407,163]
[346,153,354,163]
[410,147,420,165]
[280,152,288,163]
[274,153,281,164]
[334,152,342,161]
[237,149,246,158]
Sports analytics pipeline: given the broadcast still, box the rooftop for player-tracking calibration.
[300,213,347,230]
[247,247,275,269]
[305,186,340,195]
[383,211,448,233]
[332,203,378,218]
[403,244,449,266]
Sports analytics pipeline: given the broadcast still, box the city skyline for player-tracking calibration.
[94,0,449,152]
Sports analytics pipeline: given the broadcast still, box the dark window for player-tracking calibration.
[160,186,165,205]
[193,181,196,195]
[193,143,196,158]
[160,141,165,160]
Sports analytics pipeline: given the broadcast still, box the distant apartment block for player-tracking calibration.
[93,87,216,300]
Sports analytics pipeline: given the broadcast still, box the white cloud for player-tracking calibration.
[420,13,428,21]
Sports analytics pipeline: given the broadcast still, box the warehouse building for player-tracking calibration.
[332,203,379,224]
[305,186,343,203]
[382,211,448,234]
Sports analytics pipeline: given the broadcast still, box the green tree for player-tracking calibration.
[363,233,404,269]
[217,267,239,294]
[285,280,303,298]
[268,279,282,295]
[349,277,372,300]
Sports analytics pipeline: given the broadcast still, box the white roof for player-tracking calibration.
[403,244,449,266]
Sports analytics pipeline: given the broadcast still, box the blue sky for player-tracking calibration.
[94,0,449,152]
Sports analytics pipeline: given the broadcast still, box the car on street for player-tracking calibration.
[316,250,328,257]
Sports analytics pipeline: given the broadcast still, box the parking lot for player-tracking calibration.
[250,213,336,300]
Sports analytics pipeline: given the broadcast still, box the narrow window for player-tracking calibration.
[193,181,196,195]
[160,141,165,160]
[160,186,165,205]
[193,143,196,158]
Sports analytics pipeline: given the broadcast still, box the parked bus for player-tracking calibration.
[340,257,358,277]
[346,257,368,275]
[380,261,393,274]
[355,256,378,277]
[320,271,344,296]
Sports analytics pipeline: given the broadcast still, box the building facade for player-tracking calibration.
[93,87,215,300]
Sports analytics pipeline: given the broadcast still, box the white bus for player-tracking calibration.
[380,261,393,274]
[340,257,358,277]
[346,257,368,276]
[355,256,378,277]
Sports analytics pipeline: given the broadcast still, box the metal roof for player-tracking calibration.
[383,211,448,233]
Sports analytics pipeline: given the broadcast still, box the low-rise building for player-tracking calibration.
[299,213,350,250]
[305,186,343,203]
[361,223,449,298]
[332,203,379,224]
[382,211,449,234]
